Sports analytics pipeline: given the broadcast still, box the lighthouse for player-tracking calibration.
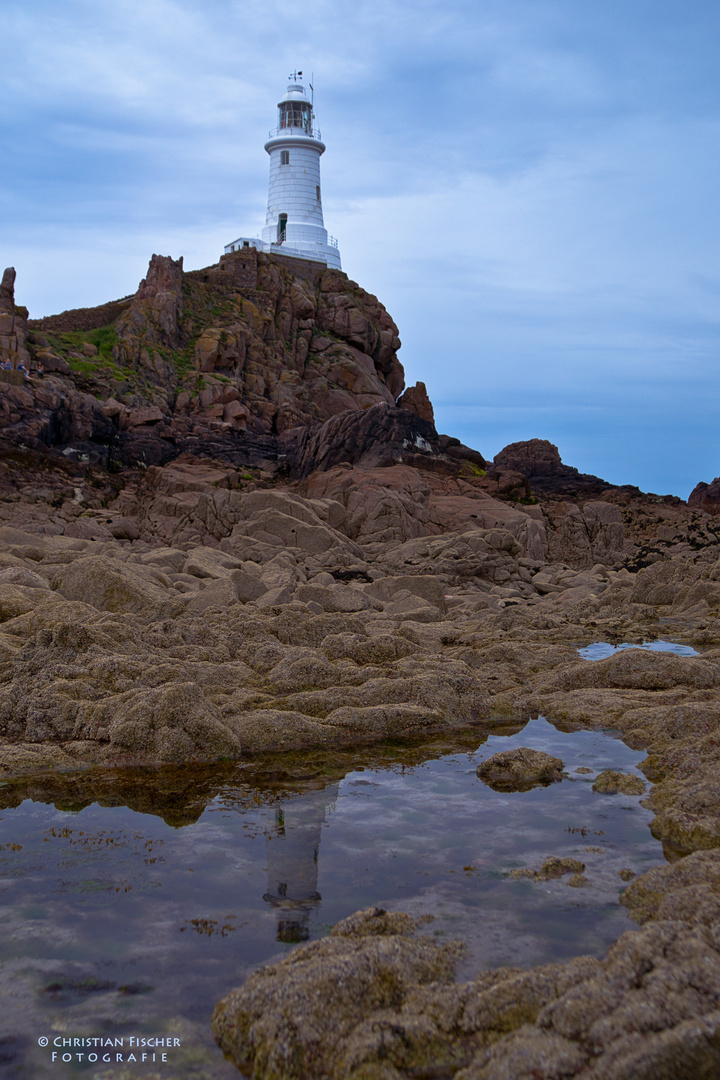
[225,73,342,270]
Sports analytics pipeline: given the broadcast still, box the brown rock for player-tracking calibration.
[50,555,182,617]
[212,909,720,1080]
[477,747,564,791]
[593,769,646,795]
[292,402,443,478]
[621,849,720,926]
[0,266,31,371]
[688,477,720,515]
[494,438,567,478]
[397,380,434,423]
[510,856,586,880]
[212,907,462,1080]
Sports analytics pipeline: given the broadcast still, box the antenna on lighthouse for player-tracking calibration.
[310,73,315,110]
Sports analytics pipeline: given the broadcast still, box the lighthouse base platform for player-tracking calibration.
[224,236,341,271]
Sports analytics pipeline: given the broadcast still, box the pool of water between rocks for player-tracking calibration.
[0,643,686,1078]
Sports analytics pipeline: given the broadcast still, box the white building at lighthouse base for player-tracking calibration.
[224,232,341,270]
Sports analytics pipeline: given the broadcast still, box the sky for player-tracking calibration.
[2,0,719,497]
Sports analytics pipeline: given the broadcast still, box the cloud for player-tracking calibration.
[2,0,719,495]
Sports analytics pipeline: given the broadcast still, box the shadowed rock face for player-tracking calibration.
[292,401,445,477]
[689,477,720,516]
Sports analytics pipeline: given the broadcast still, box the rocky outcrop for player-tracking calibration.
[0,374,115,460]
[212,907,464,1080]
[0,267,31,371]
[113,254,183,372]
[491,438,628,502]
[13,252,412,468]
[494,438,568,478]
[397,380,434,423]
[213,905,720,1080]
[292,402,441,477]
[689,477,720,515]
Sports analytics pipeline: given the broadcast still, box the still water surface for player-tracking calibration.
[0,715,663,1077]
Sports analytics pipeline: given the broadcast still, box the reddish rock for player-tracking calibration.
[688,478,720,515]
[494,438,567,477]
[125,405,165,428]
[291,403,441,478]
[0,267,32,371]
[397,381,434,424]
[113,254,184,384]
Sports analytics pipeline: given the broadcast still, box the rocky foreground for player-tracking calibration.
[2,252,720,1076]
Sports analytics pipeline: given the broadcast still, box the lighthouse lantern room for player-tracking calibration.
[225,73,342,270]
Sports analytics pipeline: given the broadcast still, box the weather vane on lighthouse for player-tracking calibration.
[225,73,342,270]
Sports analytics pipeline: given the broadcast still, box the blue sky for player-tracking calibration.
[2,0,719,496]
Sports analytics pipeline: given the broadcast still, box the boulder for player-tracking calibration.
[494,438,568,478]
[51,556,182,617]
[593,770,646,795]
[108,682,241,763]
[212,907,461,1080]
[213,910,720,1080]
[477,747,564,791]
[552,649,719,692]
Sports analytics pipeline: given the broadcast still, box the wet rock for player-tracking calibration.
[551,648,719,692]
[621,849,720,926]
[108,681,241,763]
[212,906,463,1080]
[593,770,646,795]
[213,910,720,1080]
[510,856,586,880]
[477,747,564,791]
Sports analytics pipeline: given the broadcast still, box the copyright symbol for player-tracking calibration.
[38,1037,49,1047]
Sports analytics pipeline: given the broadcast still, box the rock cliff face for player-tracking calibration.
[108,250,405,436]
[9,252,458,476]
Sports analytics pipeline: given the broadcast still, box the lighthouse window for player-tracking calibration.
[316,185,321,201]
[280,150,290,165]
[279,102,312,133]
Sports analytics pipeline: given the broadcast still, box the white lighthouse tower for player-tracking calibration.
[225,73,342,270]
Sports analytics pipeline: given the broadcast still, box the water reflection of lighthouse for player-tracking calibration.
[262,784,339,943]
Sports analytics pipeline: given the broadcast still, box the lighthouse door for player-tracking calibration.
[277,214,288,243]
